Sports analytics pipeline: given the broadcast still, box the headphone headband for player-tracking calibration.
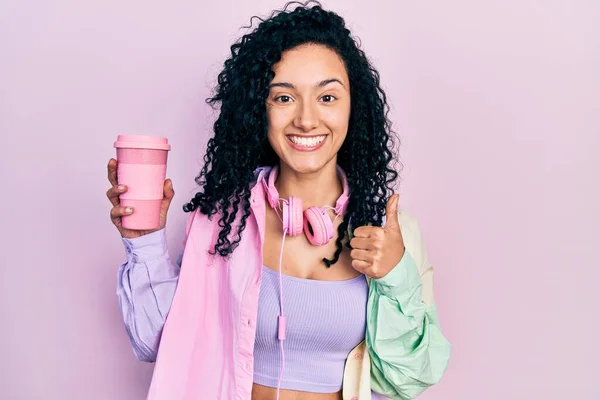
[264,165,350,215]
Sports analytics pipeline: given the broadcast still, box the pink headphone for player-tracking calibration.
[263,165,350,246]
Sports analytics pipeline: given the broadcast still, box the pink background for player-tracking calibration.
[1,0,598,399]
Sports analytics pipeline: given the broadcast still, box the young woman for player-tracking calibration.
[106,2,451,399]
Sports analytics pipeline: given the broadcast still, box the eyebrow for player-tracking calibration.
[269,78,346,89]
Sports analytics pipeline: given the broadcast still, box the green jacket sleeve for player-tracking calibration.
[365,214,452,399]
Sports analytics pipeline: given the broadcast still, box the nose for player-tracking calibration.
[293,101,319,132]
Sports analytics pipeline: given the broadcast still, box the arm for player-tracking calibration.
[116,228,183,362]
[366,214,452,399]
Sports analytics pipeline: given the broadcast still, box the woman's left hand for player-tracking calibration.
[349,194,405,279]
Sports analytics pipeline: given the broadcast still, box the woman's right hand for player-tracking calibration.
[106,158,175,239]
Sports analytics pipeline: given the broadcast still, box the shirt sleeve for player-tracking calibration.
[116,228,182,362]
[366,215,452,399]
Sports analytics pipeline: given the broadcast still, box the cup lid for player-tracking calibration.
[114,134,171,150]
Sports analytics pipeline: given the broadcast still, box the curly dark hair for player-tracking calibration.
[183,0,400,267]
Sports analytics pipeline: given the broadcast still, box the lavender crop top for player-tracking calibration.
[252,265,369,393]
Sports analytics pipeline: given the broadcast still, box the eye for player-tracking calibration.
[274,95,293,103]
[320,94,337,103]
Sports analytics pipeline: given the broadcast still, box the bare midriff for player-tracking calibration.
[251,383,343,400]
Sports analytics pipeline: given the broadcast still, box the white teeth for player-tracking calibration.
[289,135,326,147]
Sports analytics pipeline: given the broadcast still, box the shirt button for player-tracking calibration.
[354,352,363,360]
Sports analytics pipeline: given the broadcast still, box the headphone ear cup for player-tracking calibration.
[303,207,334,246]
[284,196,304,236]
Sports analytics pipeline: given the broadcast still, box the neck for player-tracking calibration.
[274,161,343,211]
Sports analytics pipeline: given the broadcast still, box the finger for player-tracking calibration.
[107,158,118,186]
[355,226,386,242]
[353,226,375,238]
[350,248,373,264]
[351,259,370,272]
[160,179,174,212]
[349,237,376,251]
[110,205,133,222]
[106,184,127,207]
[384,193,400,232]
[164,179,174,200]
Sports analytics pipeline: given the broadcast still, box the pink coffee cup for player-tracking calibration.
[113,134,171,230]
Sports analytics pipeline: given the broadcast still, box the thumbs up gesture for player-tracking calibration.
[349,194,406,279]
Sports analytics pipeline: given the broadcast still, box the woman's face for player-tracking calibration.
[266,43,351,174]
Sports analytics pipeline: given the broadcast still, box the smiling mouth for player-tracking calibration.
[286,135,327,147]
